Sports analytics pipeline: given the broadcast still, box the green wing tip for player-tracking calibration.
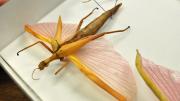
[136,49,140,55]
[135,49,141,67]
[135,49,169,101]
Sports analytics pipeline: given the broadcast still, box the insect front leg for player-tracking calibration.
[76,7,98,32]
[17,41,53,56]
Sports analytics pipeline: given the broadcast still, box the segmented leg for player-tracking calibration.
[91,26,130,39]
[98,26,130,35]
[17,41,53,56]
[54,61,69,75]
[76,7,98,32]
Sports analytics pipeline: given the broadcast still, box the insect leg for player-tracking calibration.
[86,26,130,41]
[54,61,69,75]
[97,26,130,36]
[17,41,53,56]
[76,7,98,32]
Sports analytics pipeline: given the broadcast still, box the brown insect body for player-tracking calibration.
[61,3,122,46]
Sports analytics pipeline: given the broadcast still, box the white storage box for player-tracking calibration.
[0,0,180,101]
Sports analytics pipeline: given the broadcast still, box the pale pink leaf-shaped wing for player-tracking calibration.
[25,23,77,43]
[138,53,180,101]
[71,38,137,101]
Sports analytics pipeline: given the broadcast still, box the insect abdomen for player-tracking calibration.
[61,3,122,46]
[78,3,122,36]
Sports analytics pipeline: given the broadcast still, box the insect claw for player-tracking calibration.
[127,26,130,29]
[122,26,130,31]
[17,50,22,56]
[32,68,40,80]
[17,50,24,56]
[92,7,99,13]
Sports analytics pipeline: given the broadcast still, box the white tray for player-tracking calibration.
[1,0,180,101]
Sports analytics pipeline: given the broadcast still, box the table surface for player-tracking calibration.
[0,66,30,101]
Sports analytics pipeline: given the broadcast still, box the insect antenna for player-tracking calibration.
[92,0,106,12]
[32,68,40,80]
[81,0,106,12]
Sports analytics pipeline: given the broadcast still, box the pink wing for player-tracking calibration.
[71,38,137,101]
[136,51,180,101]
[25,23,77,43]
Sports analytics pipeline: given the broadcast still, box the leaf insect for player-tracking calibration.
[17,3,136,101]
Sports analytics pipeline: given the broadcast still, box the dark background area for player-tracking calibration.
[0,66,30,101]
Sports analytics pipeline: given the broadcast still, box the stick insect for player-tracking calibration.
[17,3,136,101]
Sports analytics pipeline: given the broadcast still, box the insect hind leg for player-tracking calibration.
[97,26,130,37]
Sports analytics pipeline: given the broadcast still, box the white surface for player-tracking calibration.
[1,0,180,101]
[0,0,64,50]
